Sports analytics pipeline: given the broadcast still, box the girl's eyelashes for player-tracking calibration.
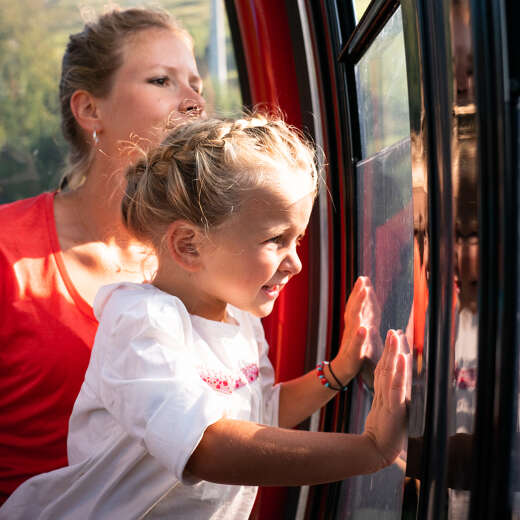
[265,235,283,245]
[264,234,304,247]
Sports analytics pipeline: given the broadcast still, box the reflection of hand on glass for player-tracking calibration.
[332,276,383,383]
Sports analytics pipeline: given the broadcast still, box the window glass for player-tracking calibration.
[336,6,413,518]
[0,0,242,204]
[337,137,413,519]
[352,0,371,23]
[355,7,410,158]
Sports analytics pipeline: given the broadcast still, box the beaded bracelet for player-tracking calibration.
[316,361,347,392]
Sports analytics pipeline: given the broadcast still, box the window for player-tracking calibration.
[337,7,413,518]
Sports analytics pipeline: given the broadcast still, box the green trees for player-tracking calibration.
[0,0,67,203]
[0,0,242,203]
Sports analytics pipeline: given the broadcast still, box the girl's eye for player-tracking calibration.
[191,84,203,95]
[149,77,169,87]
[266,235,283,245]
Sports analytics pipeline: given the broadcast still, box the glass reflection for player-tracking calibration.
[337,138,413,519]
[336,7,414,518]
[355,8,410,158]
[401,0,430,512]
[447,0,478,517]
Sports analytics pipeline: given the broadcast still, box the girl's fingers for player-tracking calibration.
[390,353,407,410]
[346,286,367,318]
[376,330,399,408]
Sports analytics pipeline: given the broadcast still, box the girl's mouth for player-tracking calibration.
[262,284,283,299]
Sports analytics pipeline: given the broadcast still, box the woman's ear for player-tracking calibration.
[70,90,102,134]
[165,220,205,272]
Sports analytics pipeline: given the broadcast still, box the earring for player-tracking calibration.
[93,130,99,145]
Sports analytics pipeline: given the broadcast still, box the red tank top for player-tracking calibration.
[0,192,97,503]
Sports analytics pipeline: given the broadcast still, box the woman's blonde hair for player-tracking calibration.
[121,112,319,247]
[59,7,192,190]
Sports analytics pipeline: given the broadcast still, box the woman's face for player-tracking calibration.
[95,28,205,162]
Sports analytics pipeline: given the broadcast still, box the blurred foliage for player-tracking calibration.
[0,0,242,203]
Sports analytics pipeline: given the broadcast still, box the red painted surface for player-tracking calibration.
[232,1,310,518]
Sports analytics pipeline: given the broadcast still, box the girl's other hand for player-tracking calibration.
[332,276,383,384]
[363,329,409,468]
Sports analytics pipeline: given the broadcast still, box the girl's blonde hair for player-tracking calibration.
[121,113,318,247]
[59,7,192,190]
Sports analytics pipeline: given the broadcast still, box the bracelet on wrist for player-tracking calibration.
[328,360,348,390]
[316,361,348,392]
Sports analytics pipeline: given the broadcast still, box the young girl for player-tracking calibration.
[0,114,408,519]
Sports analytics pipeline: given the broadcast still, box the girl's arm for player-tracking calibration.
[185,331,407,486]
[278,276,383,428]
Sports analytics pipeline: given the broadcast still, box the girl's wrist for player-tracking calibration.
[316,361,349,392]
[329,358,354,387]
[360,432,390,473]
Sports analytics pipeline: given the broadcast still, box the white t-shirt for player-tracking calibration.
[0,282,280,520]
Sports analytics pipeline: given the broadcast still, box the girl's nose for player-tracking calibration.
[281,249,302,275]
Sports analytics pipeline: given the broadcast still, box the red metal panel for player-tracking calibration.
[232,1,310,518]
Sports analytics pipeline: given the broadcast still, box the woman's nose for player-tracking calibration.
[178,90,206,116]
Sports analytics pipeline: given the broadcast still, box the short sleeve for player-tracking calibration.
[95,289,227,482]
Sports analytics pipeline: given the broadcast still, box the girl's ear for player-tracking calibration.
[165,220,205,272]
[70,90,102,134]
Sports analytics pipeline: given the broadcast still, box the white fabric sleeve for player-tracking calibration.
[251,316,280,427]
[96,294,226,483]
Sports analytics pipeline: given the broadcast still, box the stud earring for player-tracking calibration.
[93,130,99,145]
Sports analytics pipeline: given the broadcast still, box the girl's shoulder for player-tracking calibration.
[93,282,191,334]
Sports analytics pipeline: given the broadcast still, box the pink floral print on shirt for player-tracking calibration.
[198,363,259,394]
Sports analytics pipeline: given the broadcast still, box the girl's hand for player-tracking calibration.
[331,276,383,384]
[363,330,409,468]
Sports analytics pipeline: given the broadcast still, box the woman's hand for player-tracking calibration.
[363,330,409,468]
[331,276,383,385]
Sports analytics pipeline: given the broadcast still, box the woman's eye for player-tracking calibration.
[149,77,169,86]
[191,84,203,95]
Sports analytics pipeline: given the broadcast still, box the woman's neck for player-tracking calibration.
[56,158,131,245]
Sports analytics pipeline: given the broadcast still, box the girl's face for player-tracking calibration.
[95,28,205,164]
[194,170,315,322]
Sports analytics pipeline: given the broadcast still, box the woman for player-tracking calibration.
[0,7,205,503]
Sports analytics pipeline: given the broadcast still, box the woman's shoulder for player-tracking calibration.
[0,192,52,221]
[0,193,53,245]
[0,192,55,267]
